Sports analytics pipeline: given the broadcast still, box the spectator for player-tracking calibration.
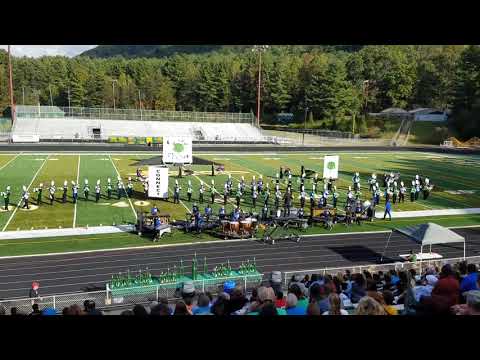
[285,293,306,315]
[275,291,286,309]
[183,297,194,315]
[355,296,387,315]
[465,291,480,315]
[62,307,69,316]
[306,302,321,315]
[151,304,172,316]
[322,293,348,315]
[29,303,42,316]
[83,300,103,315]
[120,310,134,315]
[65,304,85,315]
[10,307,18,316]
[211,297,228,316]
[413,274,438,302]
[350,273,367,303]
[289,283,308,311]
[133,304,148,316]
[42,308,57,316]
[259,302,278,316]
[460,264,478,294]
[0,305,5,316]
[270,271,283,295]
[310,283,331,313]
[301,275,310,285]
[382,290,398,315]
[227,287,249,314]
[429,264,460,313]
[174,301,191,315]
[193,294,212,315]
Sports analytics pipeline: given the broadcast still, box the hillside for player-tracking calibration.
[79,45,364,58]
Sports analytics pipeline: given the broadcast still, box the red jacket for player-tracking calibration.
[431,276,460,310]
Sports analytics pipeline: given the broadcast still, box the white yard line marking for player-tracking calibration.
[109,155,137,220]
[0,153,22,172]
[2,155,50,232]
[73,155,80,228]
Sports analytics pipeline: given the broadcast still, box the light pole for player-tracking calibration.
[49,85,54,107]
[112,80,117,111]
[138,89,143,120]
[22,86,25,105]
[252,45,269,128]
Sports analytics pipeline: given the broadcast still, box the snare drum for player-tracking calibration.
[221,220,229,233]
[229,221,240,233]
[240,220,252,232]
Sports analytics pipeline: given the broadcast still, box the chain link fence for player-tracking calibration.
[0,274,263,315]
[15,106,255,124]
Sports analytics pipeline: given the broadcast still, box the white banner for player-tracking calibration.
[162,137,192,164]
[148,166,169,199]
[323,155,339,179]
[11,134,40,143]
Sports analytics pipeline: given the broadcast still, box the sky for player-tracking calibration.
[0,45,97,58]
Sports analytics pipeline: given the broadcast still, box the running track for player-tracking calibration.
[0,227,479,299]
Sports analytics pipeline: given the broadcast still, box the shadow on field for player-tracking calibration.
[327,244,397,264]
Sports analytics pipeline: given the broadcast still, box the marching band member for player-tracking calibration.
[210,180,216,204]
[240,176,246,193]
[309,190,316,215]
[327,177,333,192]
[298,207,305,219]
[127,177,133,197]
[263,187,270,206]
[318,192,327,208]
[21,186,30,209]
[62,180,68,203]
[95,180,101,203]
[187,180,192,202]
[223,185,228,206]
[333,186,339,208]
[262,203,269,221]
[199,182,205,204]
[355,200,363,226]
[2,187,9,211]
[392,181,398,204]
[275,188,281,209]
[368,173,377,192]
[374,186,381,206]
[34,183,42,205]
[258,175,263,192]
[84,179,90,201]
[252,186,258,208]
[347,186,354,206]
[415,177,421,201]
[399,181,406,203]
[423,177,433,200]
[284,188,292,216]
[219,206,226,220]
[410,180,416,202]
[300,189,306,209]
[173,180,180,204]
[117,177,123,200]
[352,172,361,192]
[72,181,78,204]
[48,181,56,205]
[143,180,148,199]
[204,203,213,220]
[235,188,242,207]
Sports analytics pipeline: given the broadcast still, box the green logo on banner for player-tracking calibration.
[327,161,336,170]
[173,143,184,153]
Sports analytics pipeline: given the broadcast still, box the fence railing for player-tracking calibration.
[0,273,263,315]
[282,255,480,286]
[15,106,255,124]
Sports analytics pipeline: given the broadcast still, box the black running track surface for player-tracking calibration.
[0,227,479,299]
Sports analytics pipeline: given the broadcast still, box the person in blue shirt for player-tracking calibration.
[285,293,306,315]
[151,205,158,216]
[204,204,212,219]
[192,294,212,315]
[383,199,392,220]
[461,264,479,293]
[218,206,226,220]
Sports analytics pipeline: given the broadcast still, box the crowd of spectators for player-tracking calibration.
[1,262,478,316]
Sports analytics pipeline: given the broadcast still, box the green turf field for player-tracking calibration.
[0,150,479,256]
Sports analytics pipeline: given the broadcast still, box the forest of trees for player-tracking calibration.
[0,45,479,138]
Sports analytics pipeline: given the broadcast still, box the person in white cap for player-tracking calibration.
[173,180,181,204]
[117,177,123,200]
[84,179,90,201]
[95,180,101,203]
[399,181,406,203]
[187,180,192,202]
[410,180,416,202]
[210,179,216,204]
[352,172,361,192]
[199,182,205,204]
[21,186,30,209]
[71,181,78,204]
[107,178,113,199]
[62,180,68,203]
[48,181,56,205]
[127,177,133,197]
[423,177,433,200]
[368,173,376,192]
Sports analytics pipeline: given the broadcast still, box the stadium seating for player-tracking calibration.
[12,117,267,142]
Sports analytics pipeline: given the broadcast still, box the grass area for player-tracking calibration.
[0,214,479,257]
[0,150,479,256]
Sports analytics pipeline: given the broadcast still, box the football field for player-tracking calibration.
[0,150,479,256]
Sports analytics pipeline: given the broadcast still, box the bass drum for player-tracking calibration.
[229,221,240,234]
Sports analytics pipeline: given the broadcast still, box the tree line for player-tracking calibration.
[0,45,479,138]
